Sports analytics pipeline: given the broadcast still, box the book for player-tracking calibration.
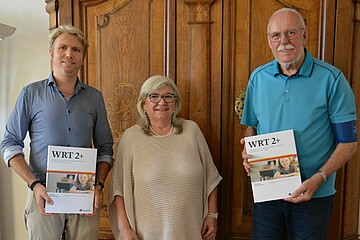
[45,145,97,214]
[244,129,301,203]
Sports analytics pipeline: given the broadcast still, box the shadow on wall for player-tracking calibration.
[0,155,16,239]
[0,2,50,239]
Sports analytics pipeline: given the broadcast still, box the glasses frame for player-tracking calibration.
[147,93,177,103]
[268,28,305,42]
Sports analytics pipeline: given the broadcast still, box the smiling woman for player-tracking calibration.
[107,75,222,240]
[143,85,177,135]
[137,75,183,136]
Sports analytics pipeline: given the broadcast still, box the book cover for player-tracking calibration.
[45,145,97,214]
[244,129,301,203]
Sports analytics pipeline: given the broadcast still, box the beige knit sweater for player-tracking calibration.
[108,120,222,240]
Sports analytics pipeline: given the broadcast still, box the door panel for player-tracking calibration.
[74,1,168,238]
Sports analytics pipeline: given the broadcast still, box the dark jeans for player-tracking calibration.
[251,195,334,240]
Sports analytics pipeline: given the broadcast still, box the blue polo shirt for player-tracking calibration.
[1,73,114,182]
[241,49,357,198]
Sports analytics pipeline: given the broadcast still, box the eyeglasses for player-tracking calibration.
[147,93,177,103]
[268,28,304,42]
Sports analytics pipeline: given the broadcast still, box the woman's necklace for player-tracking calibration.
[150,125,174,137]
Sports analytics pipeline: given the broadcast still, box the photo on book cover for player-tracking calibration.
[46,172,95,193]
[249,156,300,183]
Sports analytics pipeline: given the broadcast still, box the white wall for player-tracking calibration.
[0,1,49,239]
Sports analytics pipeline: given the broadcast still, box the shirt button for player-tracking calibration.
[68,128,71,131]
[68,110,70,114]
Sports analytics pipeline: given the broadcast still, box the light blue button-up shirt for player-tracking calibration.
[1,73,114,182]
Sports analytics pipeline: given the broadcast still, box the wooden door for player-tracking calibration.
[83,1,165,238]
[45,0,360,239]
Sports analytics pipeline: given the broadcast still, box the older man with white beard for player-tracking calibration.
[240,8,358,240]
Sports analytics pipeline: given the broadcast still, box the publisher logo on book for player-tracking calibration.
[79,208,92,213]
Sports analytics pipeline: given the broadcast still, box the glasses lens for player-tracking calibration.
[270,32,280,41]
[269,28,303,42]
[148,94,161,103]
[163,94,176,103]
[286,30,297,39]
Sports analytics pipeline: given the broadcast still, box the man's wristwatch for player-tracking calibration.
[316,170,327,182]
[94,180,105,191]
[207,212,218,220]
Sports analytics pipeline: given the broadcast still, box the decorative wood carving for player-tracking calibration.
[45,0,58,29]
[355,0,360,22]
[106,82,137,142]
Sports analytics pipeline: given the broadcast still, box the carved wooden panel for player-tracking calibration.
[176,0,223,167]
[81,1,168,238]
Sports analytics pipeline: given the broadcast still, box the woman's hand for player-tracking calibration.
[119,227,139,240]
[201,216,217,240]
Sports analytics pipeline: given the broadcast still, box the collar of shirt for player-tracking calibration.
[47,72,86,95]
[273,48,313,78]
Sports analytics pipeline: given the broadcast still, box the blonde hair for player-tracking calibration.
[49,25,89,57]
[137,75,183,135]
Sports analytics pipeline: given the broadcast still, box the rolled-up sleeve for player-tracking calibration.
[93,92,114,167]
[1,88,29,166]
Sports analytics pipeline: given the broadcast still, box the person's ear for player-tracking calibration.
[302,29,308,45]
[49,48,54,60]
